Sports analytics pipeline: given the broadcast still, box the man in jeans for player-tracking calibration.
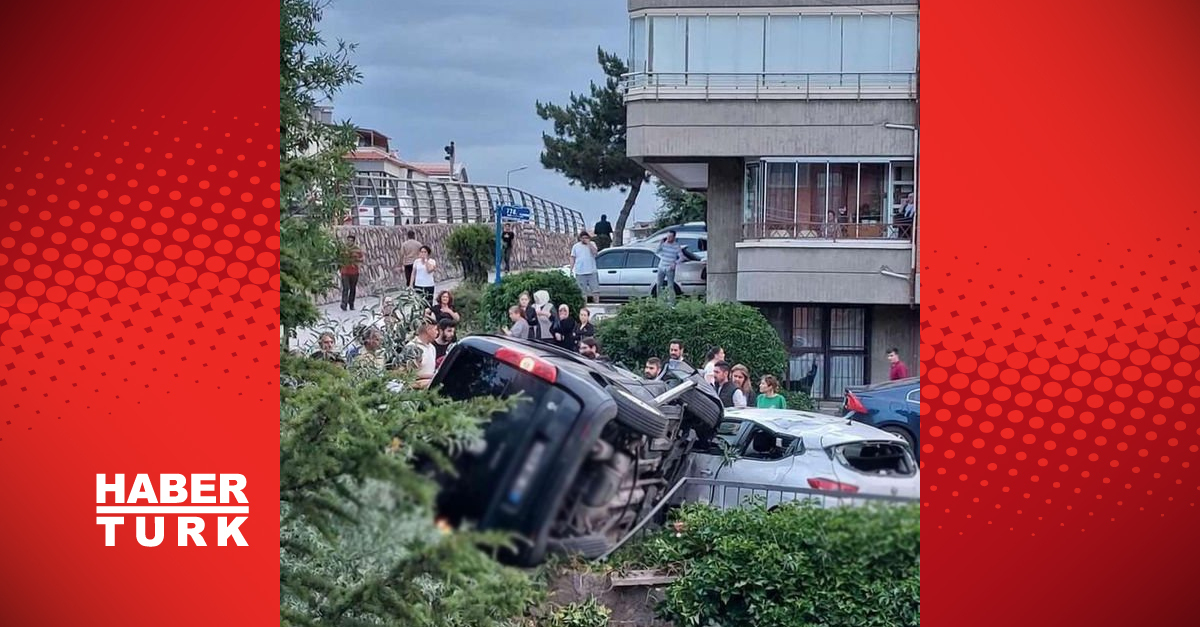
[570,231,599,304]
[654,230,684,305]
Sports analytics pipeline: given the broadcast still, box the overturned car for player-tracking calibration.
[430,335,722,566]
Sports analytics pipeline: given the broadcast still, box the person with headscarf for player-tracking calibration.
[532,290,554,342]
[552,303,578,351]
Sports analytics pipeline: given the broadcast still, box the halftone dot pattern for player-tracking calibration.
[0,110,280,442]
[922,234,1200,534]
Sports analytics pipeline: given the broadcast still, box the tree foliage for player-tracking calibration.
[279,3,541,625]
[479,270,585,332]
[280,0,362,335]
[444,224,495,284]
[596,298,787,382]
[653,180,706,230]
[535,49,647,247]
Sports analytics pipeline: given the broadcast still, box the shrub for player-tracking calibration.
[596,298,787,381]
[479,270,585,330]
[448,280,487,335]
[545,598,612,627]
[782,390,816,411]
[616,501,920,627]
[444,224,496,283]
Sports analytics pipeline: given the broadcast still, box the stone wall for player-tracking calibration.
[323,223,576,302]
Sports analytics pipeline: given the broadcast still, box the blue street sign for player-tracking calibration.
[498,205,532,222]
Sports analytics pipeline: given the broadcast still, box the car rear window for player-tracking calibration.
[439,346,581,424]
[833,441,916,477]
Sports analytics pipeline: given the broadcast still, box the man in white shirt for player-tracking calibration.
[406,319,439,389]
[570,231,599,304]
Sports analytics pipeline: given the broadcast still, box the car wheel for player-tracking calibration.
[882,425,917,452]
[609,384,670,438]
[680,387,722,432]
[548,534,613,560]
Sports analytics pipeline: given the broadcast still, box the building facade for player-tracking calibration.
[624,0,919,400]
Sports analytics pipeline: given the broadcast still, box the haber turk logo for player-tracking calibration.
[95,474,249,547]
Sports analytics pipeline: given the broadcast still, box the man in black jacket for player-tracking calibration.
[713,361,737,408]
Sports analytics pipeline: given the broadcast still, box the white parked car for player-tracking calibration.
[678,408,920,509]
[633,223,707,261]
[560,245,706,300]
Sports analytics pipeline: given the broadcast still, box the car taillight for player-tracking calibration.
[495,346,557,383]
[844,391,868,415]
[807,477,860,494]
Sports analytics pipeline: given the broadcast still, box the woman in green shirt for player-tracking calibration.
[756,375,787,409]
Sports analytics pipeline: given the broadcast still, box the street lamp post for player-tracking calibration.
[884,123,919,308]
[496,166,529,285]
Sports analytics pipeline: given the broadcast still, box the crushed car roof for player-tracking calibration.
[723,408,903,447]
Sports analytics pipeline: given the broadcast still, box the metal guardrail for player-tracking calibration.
[599,476,918,560]
[743,220,914,241]
[344,173,586,235]
[622,71,916,100]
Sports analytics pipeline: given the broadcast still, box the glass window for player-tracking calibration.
[651,16,685,73]
[736,16,765,73]
[841,15,891,73]
[596,251,626,270]
[795,163,825,230]
[707,16,737,73]
[764,162,796,229]
[744,162,760,224]
[891,15,918,72]
[631,17,647,72]
[792,306,823,349]
[766,15,800,74]
[828,163,858,229]
[686,16,708,74]
[799,14,836,73]
[626,251,659,268]
[858,164,887,223]
[830,308,866,350]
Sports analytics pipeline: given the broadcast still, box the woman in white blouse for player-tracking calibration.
[409,245,437,309]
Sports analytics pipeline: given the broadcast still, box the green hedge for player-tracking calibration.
[479,270,585,330]
[595,298,787,381]
[613,501,920,627]
[444,224,495,283]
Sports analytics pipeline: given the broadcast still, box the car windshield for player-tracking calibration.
[440,347,581,426]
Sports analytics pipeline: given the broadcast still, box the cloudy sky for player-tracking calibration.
[321,0,658,226]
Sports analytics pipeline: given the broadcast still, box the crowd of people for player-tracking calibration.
[325,229,804,408]
[642,341,790,409]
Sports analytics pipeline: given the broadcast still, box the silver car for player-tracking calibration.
[678,408,920,510]
[564,245,706,300]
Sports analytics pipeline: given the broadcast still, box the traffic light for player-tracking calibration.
[443,141,455,162]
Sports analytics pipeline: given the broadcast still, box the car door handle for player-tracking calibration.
[605,270,618,274]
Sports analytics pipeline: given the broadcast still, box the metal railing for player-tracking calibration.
[599,476,917,560]
[622,71,916,101]
[743,220,914,241]
[344,173,585,235]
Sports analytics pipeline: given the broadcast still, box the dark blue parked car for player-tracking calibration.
[842,377,920,460]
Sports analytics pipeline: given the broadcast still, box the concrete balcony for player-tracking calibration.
[735,237,918,305]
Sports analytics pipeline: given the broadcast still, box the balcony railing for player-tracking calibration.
[623,71,916,101]
[743,220,914,241]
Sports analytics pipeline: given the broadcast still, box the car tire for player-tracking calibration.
[609,384,670,438]
[882,425,917,454]
[548,534,614,560]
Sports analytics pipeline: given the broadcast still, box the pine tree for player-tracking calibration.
[536,49,648,247]
[653,180,706,230]
[279,2,539,624]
